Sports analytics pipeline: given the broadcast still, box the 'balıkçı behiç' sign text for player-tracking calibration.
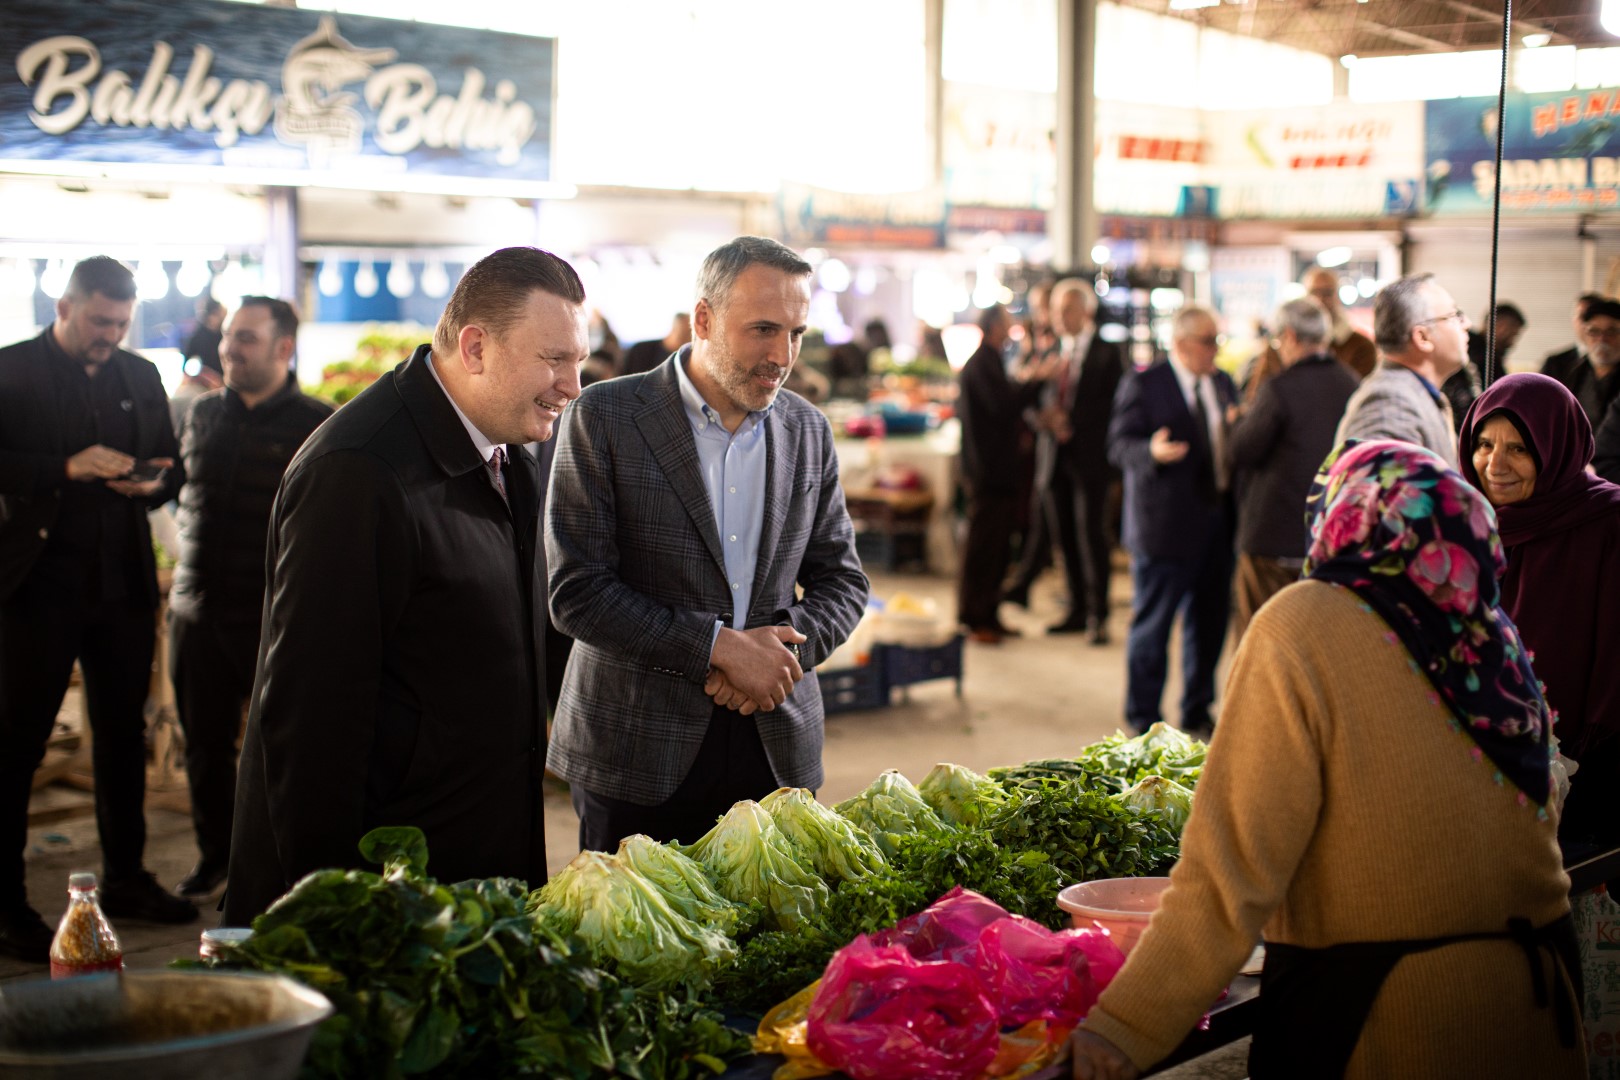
[0,0,554,187]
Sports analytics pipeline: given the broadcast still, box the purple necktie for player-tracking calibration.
[486,446,507,501]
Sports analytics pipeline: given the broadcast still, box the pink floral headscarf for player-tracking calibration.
[1303,440,1552,804]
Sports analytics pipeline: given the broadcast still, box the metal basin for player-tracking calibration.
[0,970,332,1080]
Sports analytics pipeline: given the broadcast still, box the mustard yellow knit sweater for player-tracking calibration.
[1082,580,1584,1078]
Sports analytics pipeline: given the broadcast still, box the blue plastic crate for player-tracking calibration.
[818,663,888,714]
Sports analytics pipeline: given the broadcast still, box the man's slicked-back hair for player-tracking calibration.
[1373,272,1437,355]
[695,236,811,312]
[433,247,585,357]
[237,296,300,342]
[65,256,136,303]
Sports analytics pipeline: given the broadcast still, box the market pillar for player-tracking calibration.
[262,186,299,301]
[1052,0,1098,270]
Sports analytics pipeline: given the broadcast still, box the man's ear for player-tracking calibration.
[55,296,71,326]
[458,324,488,374]
[692,299,715,342]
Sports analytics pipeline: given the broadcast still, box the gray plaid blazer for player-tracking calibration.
[1334,360,1459,468]
[545,357,868,804]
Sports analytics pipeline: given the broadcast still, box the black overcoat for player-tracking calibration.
[224,347,547,922]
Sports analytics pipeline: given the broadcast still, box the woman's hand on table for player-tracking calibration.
[1070,1029,1138,1080]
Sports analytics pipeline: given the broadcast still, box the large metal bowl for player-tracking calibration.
[0,970,332,1080]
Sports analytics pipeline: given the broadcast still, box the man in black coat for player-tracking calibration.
[1227,297,1359,641]
[956,305,1049,644]
[169,298,332,900]
[0,257,197,963]
[1108,306,1237,736]
[1029,278,1124,643]
[224,248,586,924]
[1546,296,1620,432]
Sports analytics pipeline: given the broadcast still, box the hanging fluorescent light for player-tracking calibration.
[1316,246,1353,268]
[1522,33,1552,48]
[317,258,344,297]
[1604,0,1620,37]
[136,259,170,301]
[176,259,211,298]
[1091,243,1113,265]
[420,258,450,299]
[41,261,69,299]
[386,257,415,298]
[818,257,852,293]
[1339,54,1357,68]
[353,260,379,299]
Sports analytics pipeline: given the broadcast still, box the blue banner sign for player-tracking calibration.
[1426,91,1620,215]
[0,0,555,192]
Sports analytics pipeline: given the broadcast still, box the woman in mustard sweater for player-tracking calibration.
[1071,440,1583,1080]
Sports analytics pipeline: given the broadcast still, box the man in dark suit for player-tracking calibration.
[0,257,197,962]
[1108,306,1237,736]
[1545,295,1620,431]
[168,298,332,901]
[547,236,867,851]
[620,313,692,376]
[1032,278,1124,643]
[224,248,584,923]
[957,304,1047,643]
[1540,293,1602,408]
[1226,297,1359,641]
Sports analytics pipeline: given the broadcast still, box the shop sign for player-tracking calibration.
[1093,102,1204,218]
[1203,102,1424,219]
[1426,91,1620,215]
[0,0,554,189]
[941,82,1055,211]
[779,182,947,249]
[945,205,1047,235]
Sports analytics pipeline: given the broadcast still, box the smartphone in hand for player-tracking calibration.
[125,460,169,483]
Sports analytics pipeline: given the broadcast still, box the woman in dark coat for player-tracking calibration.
[1459,372,1620,841]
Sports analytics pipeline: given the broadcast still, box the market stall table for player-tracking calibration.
[832,423,960,574]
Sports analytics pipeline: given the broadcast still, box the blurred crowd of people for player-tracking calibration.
[955,268,1620,787]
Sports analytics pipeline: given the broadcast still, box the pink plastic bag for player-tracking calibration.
[805,936,1000,1080]
[972,916,1125,1027]
[871,885,1022,964]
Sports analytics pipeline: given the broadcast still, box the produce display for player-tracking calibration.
[195,828,751,1079]
[189,726,1206,1078]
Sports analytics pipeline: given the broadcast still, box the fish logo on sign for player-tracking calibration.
[273,16,395,166]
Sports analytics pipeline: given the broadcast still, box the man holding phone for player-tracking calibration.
[0,256,196,964]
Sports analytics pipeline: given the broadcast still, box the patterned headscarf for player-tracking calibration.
[1303,440,1551,805]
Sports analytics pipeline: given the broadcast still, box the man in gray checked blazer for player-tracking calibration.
[1335,273,1468,468]
[546,237,868,851]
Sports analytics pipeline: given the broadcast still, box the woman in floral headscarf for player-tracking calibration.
[1459,372,1620,842]
[1070,440,1582,1080]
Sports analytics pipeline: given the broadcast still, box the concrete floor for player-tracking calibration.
[5,565,1248,1077]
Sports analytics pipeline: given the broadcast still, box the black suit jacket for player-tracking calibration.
[958,343,1040,496]
[1053,335,1126,480]
[225,347,548,922]
[1542,346,1582,385]
[0,329,181,605]
[1107,360,1237,562]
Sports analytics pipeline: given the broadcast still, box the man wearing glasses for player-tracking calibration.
[1107,306,1237,738]
[1335,273,1468,468]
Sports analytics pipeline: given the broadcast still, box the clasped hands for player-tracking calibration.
[705,624,807,715]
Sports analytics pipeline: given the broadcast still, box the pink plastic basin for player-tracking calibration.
[1056,877,1172,956]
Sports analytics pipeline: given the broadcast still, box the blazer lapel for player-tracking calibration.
[634,367,728,574]
[750,408,798,604]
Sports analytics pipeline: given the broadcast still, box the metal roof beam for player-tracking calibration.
[1359,19,1461,52]
[1431,0,1565,44]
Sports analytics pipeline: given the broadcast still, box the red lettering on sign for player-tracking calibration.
[1533,104,1558,138]
[1564,97,1583,126]
[1589,93,1613,121]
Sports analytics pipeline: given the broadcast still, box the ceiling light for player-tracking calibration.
[1168,0,1219,10]
[1606,0,1620,37]
[1522,33,1552,48]
[1340,54,1357,68]
[1316,246,1353,268]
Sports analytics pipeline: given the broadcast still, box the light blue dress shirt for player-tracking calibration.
[673,346,773,634]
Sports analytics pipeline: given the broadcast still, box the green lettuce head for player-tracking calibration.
[529,850,737,990]
[759,787,886,883]
[833,770,951,859]
[682,801,829,933]
[614,833,750,935]
[1116,775,1195,835]
[918,763,1007,828]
